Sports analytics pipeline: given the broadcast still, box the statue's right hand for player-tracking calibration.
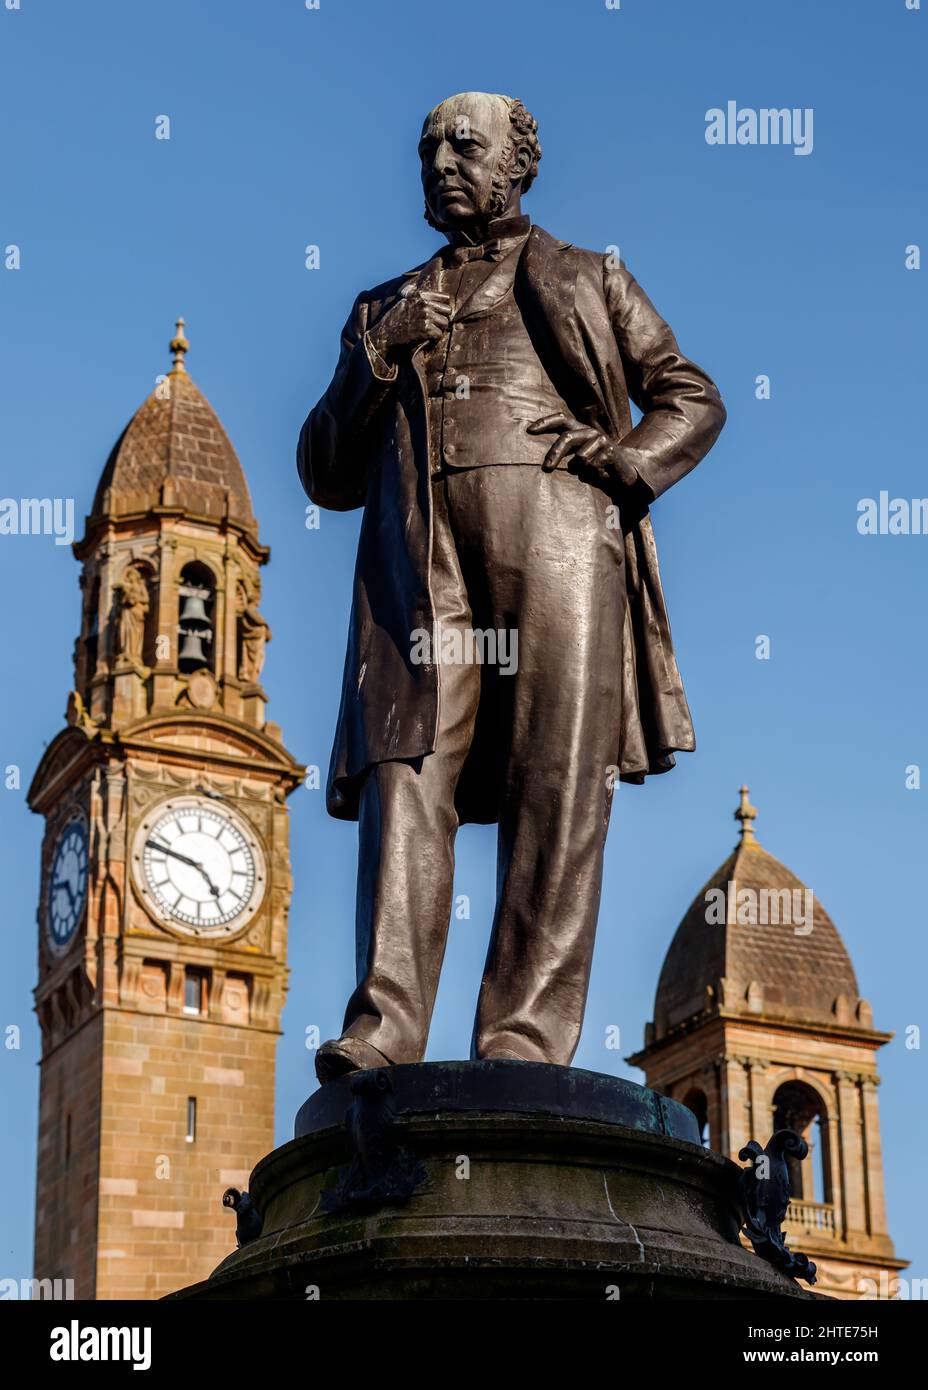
[368,289,452,360]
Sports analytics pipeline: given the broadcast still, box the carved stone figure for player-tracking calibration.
[236,582,271,683]
[116,566,149,666]
[297,92,726,1083]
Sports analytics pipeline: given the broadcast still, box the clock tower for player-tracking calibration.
[28,322,304,1300]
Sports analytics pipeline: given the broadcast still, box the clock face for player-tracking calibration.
[133,796,265,937]
[46,815,88,955]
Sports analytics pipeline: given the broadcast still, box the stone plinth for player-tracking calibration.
[169,1061,816,1301]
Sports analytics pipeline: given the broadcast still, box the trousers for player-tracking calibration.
[339,462,626,1065]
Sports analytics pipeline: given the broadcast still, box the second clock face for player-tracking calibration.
[135,797,265,936]
[46,814,88,955]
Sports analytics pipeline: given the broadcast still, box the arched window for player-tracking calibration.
[773,1080,830,1205]
[682,1087,710,1149]
[83,576,100,682]
[178,562,215,674]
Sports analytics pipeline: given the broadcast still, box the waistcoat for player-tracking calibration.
[423,266,572,476]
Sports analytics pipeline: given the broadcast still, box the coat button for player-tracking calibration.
[445,444,456,457]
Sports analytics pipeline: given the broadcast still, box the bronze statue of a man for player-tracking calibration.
[298,92,725,1083]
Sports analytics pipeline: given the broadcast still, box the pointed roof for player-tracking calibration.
[652,787,863,1037]
[89,319,256,532]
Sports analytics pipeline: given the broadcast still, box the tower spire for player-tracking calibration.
[734,784,758,843]
[169,316,189,375]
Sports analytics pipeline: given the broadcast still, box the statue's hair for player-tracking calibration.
[423,93,542,229]
[498,96,542,194]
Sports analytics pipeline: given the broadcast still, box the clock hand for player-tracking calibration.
[147,839,221,898]
[147,838,201,870]
[53,878,75,908]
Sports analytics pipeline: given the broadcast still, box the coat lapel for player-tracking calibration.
[452,244,522,320]
[516,226,610,431]
[401,254,445,299]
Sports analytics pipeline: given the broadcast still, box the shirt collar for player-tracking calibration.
[441,215,531,266]
[446,213,531,249]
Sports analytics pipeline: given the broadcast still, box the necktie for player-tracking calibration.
[442,239,505,268]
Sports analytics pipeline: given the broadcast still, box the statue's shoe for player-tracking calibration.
[314,1036,392,1084]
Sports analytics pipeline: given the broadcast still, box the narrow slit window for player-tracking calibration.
[184,969,207,1015]
[186,1097,197,1144]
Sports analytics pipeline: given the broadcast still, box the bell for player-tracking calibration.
[179,592,210,624]
[179,629,208,664]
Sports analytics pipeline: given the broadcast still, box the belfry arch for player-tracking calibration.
[628,786,906,1300]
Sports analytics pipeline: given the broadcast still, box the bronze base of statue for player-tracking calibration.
[168,1063,818,1302]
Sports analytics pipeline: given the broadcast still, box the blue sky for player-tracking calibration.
[1,0,925,1286]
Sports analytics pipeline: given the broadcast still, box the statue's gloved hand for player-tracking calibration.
[368,288,452,362]
[527,412,638,488]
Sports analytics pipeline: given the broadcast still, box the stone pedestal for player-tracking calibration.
[169,1062,816,1301]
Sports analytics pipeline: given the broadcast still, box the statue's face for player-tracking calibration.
[419,93,513,233]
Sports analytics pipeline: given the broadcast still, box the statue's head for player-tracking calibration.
[419,92,541,238]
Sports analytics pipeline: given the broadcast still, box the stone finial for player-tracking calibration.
[735,784,758,843]
[169,317,189,375]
